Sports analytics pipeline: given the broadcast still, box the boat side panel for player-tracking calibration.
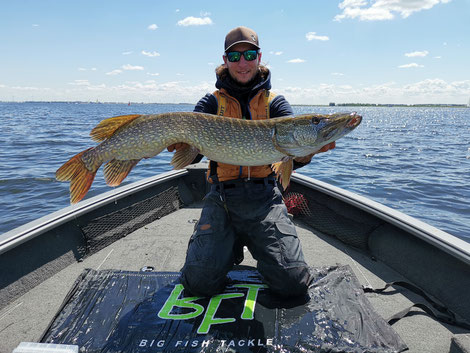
[369,223,470,321]
[0,222,85,310]
[288,183,383,250]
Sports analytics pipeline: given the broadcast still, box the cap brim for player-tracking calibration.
[225,40,260,52]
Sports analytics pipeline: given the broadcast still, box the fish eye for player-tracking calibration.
[311,117,321,125]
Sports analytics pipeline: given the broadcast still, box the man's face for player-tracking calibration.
[223,43,262,85]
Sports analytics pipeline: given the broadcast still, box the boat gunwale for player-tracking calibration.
[2,166,468,265]
[0,169,189,255]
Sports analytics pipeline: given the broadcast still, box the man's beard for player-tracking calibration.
[232,71,260,87]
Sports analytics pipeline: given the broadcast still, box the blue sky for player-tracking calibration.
[1,0,469,104]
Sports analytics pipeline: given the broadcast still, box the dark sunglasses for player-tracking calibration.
[226,50,259,62]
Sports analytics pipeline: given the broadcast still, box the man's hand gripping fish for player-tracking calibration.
[56,112,362,203]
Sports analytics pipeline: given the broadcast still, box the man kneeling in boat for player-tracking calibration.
[167,26,335,297]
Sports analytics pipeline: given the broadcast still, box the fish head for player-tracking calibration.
[274,112,362,157]
[312,112,362,148]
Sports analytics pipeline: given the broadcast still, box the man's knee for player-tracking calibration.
[260,264,312,298]
[181,265,228,297]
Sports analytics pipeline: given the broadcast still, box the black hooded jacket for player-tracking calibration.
[194,65,294,119]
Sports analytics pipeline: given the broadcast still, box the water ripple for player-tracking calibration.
[1,103,469,242]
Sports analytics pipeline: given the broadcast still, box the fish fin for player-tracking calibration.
[271,158,293,190]
[90,114,141,142]
[56,147,98,204]
[170,145,200,169]
[103,159,141,186]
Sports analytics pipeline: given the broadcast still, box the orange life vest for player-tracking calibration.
[208,88,276,183]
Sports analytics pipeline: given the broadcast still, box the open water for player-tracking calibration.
[0,102,469,242]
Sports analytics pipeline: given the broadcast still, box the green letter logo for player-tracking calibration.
[158,284,204,320]
[197,292,244,334]
[234,284,267,320]
[158,283,267,333]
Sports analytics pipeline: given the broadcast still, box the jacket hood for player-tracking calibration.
[215,65,271,100]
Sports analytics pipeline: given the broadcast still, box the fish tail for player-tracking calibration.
[56,147,99,204]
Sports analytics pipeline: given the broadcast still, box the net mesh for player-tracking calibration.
[284,188,381,250]
[79,181,378,257]
[80,186,182,258]
[284,192,312,217]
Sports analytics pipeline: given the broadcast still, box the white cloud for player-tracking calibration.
[103,80,213,103]
[147,72,160,76]
[141,50,160,57]
[66,80,106,91]
[398,63,424,68]
[158,81,183,89]
[276,78,470,105]
[403,78,470,96]
[148,24,158,30]
[78,67,98,71]
[270,51,283,56]
[177,16,213,26]
[287,58,306,63]
[69,80,90,86]
[11,85,40,91]
[306,32,329,41]
[87,84,106,91]
[122,51,133,55]
[122,64,144,71]
[4,77,469,105]
[106,69,123,76]
[405,50,429,57]
[331,72,345,76]
[335,0,451,21]
[32,24,39,27]
[105,65,143,76]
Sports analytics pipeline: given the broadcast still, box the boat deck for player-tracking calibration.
[0,203,467,352]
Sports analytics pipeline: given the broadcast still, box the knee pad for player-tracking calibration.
[181,265,228,297]
[260,264,312,298]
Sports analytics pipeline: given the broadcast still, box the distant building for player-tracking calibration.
[329,102,335,106]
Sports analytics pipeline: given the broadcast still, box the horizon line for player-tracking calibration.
[0,100,468,107]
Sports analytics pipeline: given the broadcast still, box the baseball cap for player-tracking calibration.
[224,26,260,52]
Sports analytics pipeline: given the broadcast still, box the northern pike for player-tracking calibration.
[56,111,362,203]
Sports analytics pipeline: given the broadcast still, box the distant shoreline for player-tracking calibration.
[0,101,468,108]
[328,103,468,108]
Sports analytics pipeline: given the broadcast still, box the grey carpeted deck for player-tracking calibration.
[0,204,466,352]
